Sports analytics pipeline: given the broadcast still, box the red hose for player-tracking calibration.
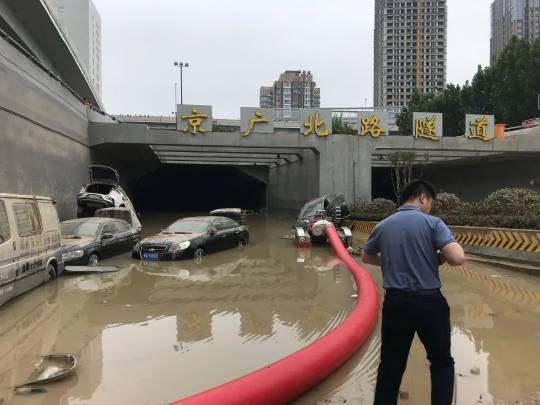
[171,226,379,405]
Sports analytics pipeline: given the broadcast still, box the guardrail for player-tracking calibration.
[505,117,540,132]
[346,220,540,265]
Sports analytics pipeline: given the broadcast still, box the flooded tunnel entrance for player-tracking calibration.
[130,164,267,213]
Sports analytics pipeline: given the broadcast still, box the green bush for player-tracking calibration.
[483,188,540,216]
[432,192,463,216]
[351,198,396,221]
[349,189,540,229]
[439,214,540,230]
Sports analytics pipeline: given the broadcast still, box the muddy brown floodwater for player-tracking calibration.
[0,213,539,405]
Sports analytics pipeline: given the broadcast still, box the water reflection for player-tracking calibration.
[0,213,355,405]
[1,216,539,404]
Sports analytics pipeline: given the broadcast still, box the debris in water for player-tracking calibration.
[316,397,348,404]
[65,266,119,274]
[19,353,78,386]
[399,390,409,400]
[470,366,481,375]
[14,386,47,395]
[350,247,363,256]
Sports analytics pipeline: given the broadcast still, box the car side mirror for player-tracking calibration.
[209,229,216,236]
[101,233,114,240]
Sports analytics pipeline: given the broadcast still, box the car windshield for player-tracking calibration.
[61,222,100,238]
[164,220,209,234]
[298,198,324,219]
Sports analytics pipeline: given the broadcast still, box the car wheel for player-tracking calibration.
[77,207,84,218]
[88,254,99,267]
[193,248,206,264]
[46,263,57,282]
[238,239,247,248]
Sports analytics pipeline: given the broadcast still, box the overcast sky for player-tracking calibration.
[93,0,492,118]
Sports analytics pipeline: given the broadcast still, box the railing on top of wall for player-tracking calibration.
[0,26,122,123]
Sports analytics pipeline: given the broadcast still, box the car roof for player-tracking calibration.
[61,217,118,225]
[175,216,218,222]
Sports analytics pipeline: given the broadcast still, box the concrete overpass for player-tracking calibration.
[89,121,540,210]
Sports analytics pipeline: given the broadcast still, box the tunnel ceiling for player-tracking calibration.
[149,145,302,168]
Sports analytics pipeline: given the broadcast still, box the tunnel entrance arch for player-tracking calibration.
[130,163,267,213]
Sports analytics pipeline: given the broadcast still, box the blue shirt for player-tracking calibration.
[363,205,455,291]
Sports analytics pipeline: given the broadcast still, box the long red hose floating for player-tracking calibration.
[171,226,379,405]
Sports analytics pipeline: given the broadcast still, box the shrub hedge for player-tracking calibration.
[350,188,540,230]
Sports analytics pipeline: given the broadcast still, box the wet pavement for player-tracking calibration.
[0,213,539,404]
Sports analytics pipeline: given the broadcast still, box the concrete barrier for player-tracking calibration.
[347,220,540,265]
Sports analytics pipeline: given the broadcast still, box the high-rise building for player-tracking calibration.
[259,86,274,108]
[491,0,540,63]
[374,0,447,109]
[259,70,321,108]
[44,0,102,99]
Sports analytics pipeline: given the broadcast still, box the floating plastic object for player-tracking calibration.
[14,386,47,395]
[64,266,119,274]
[170,224,379,405]
[18,353,78,386]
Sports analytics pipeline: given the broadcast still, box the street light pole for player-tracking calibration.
[174,82,177,115]
[174,61,189,105]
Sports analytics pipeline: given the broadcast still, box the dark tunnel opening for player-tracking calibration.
[130,164,267,213]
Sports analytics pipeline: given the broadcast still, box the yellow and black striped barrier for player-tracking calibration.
[347,221,377,234]
[349,221,540,254]
[451,226,540,253]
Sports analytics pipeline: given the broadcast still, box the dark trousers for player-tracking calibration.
[373,289,455,405]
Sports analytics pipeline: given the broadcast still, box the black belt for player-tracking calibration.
[385,288,440,296]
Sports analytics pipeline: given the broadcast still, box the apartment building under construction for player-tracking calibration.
[374,0,447,109]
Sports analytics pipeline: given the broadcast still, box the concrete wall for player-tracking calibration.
[422,156,540,201]
[268,150,319,211]
[0,35,91,219]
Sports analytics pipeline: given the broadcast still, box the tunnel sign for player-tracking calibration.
[358,111,389,138]
[300,109,332,136]
[413,112,443,141]
[241,108,274,136]
[465,114,494,141]
[177,104,212,134]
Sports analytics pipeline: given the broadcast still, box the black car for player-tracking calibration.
[134,215,249,261]
[61,217,140,266]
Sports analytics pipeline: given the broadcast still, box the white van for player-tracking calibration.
[0,194,64,306]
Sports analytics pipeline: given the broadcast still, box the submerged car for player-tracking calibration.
[77,165,135,218]
[60,217,140,266]
[94,207,142,233]
[293,193,353,248]
[134,214,249,261]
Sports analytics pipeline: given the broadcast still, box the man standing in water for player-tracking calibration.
[362,180,465,405]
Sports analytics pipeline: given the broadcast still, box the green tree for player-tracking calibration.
[332,115,356,135]
[396,37,540,135]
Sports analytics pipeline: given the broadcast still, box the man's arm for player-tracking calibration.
[440,241,466,266]
[362,251,381,266]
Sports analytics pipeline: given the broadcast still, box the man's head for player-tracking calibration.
[400,180,436,214]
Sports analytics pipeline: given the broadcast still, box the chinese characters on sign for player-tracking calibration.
[181,108,208,134]
[300,109,332,137]
[465,114,494,141]
[177,104,212,135]
[240,108,273,136]
[413,112,443,141]
[358,112,389,138]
